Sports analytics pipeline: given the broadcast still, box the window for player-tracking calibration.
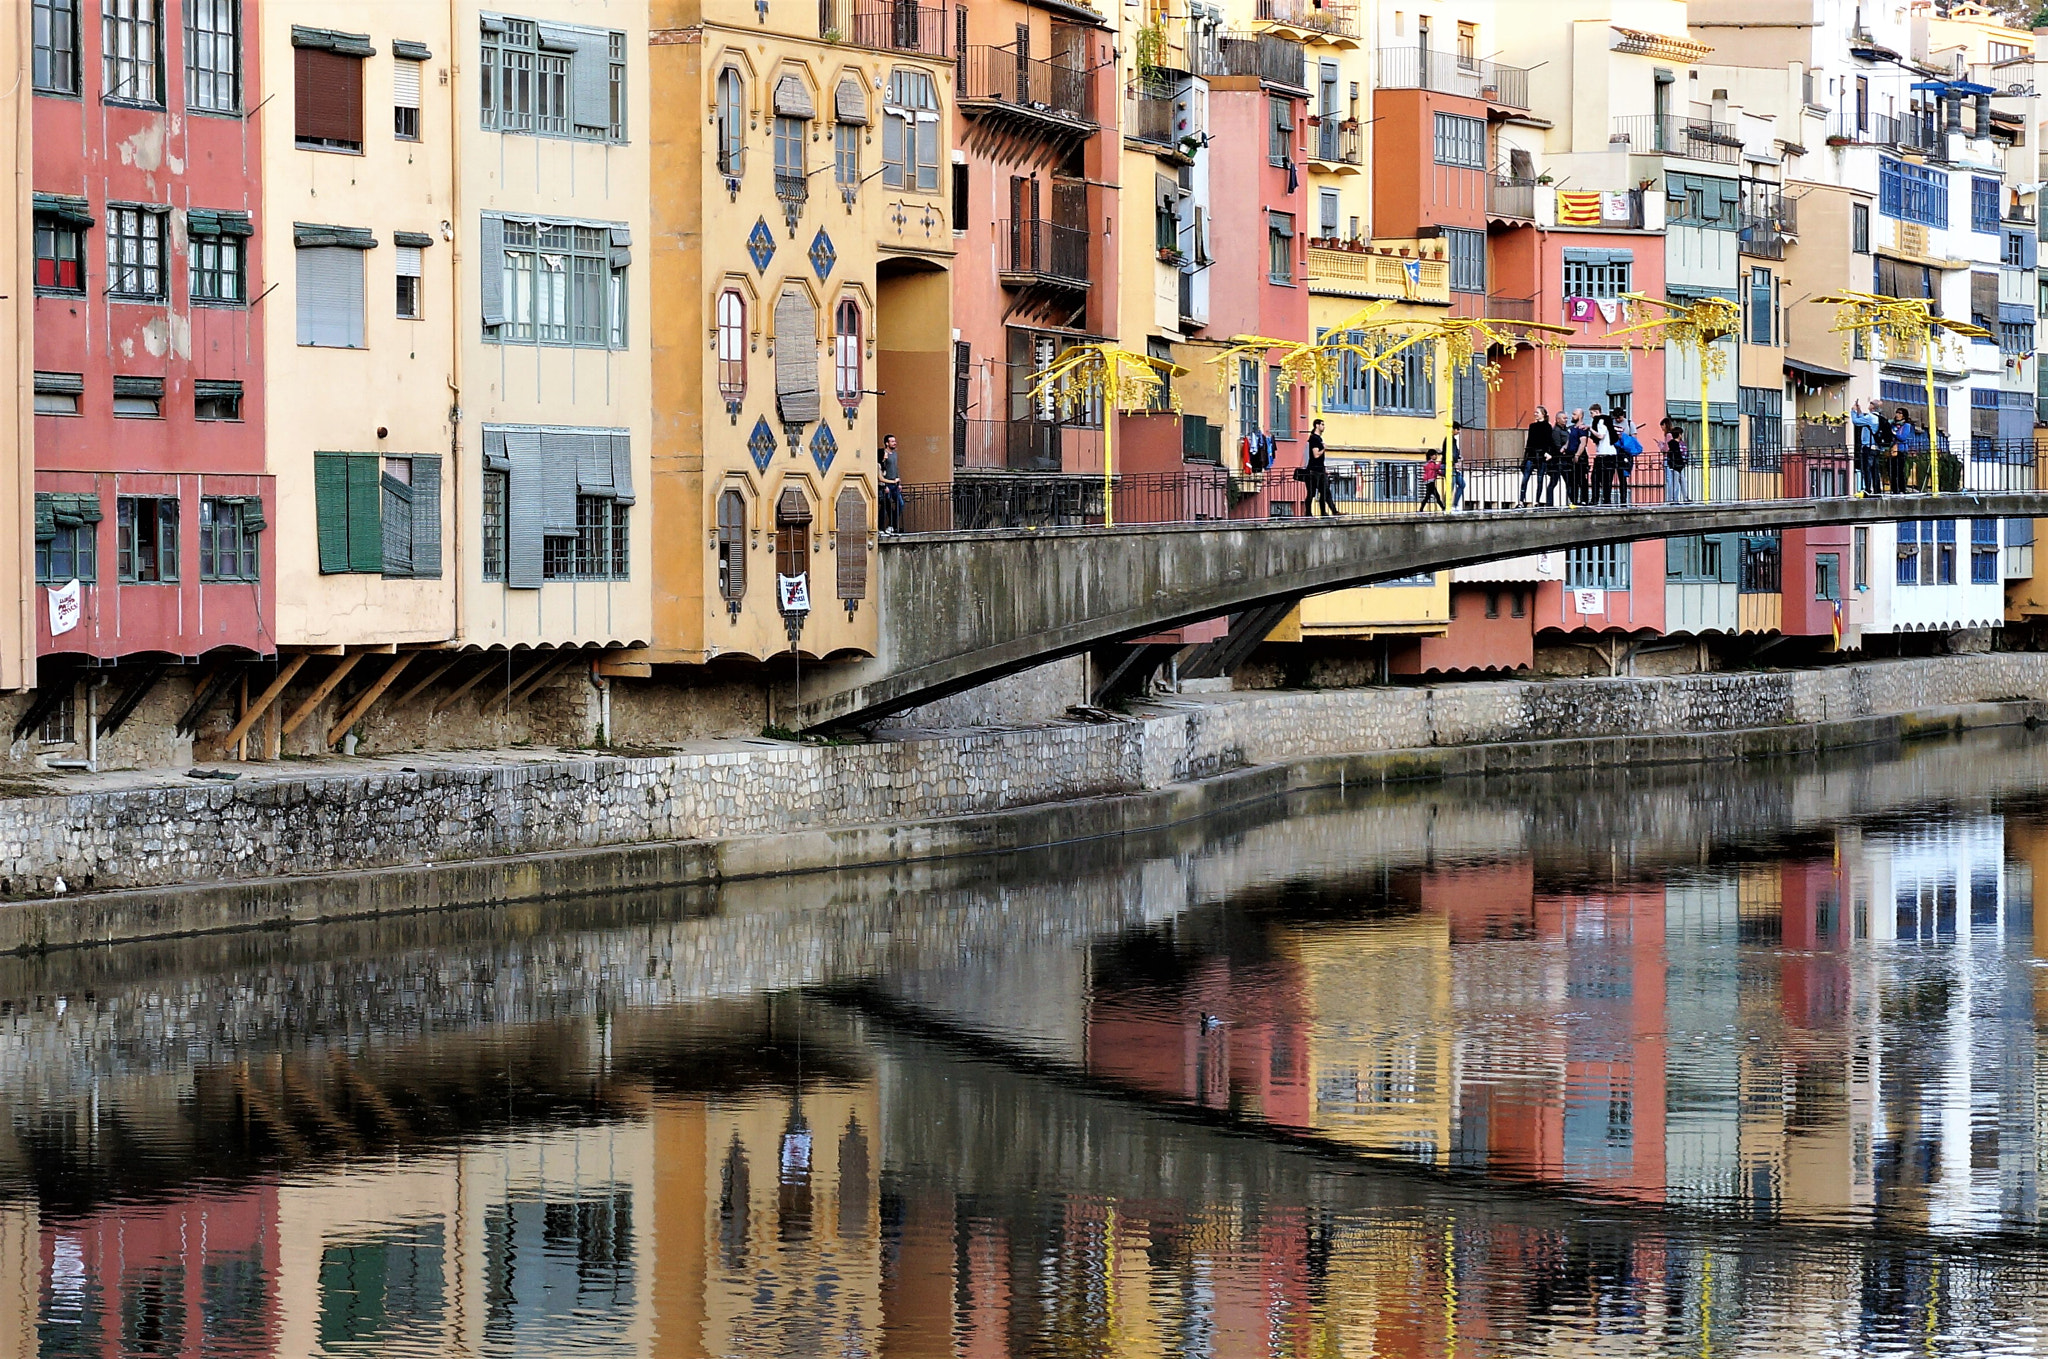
[1457,21,1478,69]
[1484,592,1499,618]
[480,15,626,141]
[1268,213,1294,284]
[1747,266,1773,346]
[1738,535,1781,594]
[1972,177,2000,234]
[716,69,746,175]
[2000,320,2033,356]
[717,289,747,400]
[1815,552,1840,601]
[482,469,508,580]
[1444,227,1484,294]
[773,291,820,424]
[1268,96,1293,164]
[103,0,162,105]
[1270,367,1293,440]
[1566,545,1629,590]
[487,217,628,350]
[296,241,367,348]
[717,488,748,605]
[112,376,162,418]
[1318,188,1340,239]
[882,69,940,191]
[1937,520,1956,585]
[1666,536,1727,582]
[1875,254,1936,303]
[1433,112,1485,169]
[545,495,626,581]
[1878,157,1947,228]
[1561,255,1630,301]
[836,485,869,606]
[836,122,860,191]
[116,496,178,582]
[394,56,423,139]
[1854,526,1869,590]
[39,690,75,746]
[1972,518,1999,584]
[198,497,260,581]
[1371,345,1433,416]
[1852,201,1870,254]
[33,214,85,294]
[34,493,100,585]
[478,426,630,588]
[293,27,369,150]
[33,372,83,416]
[315,451,440,576]
[185,0,238,113]
[33,0,80,95]
[1899,520,1956,585]
[396,245,423,319]
[834,299,862,406]
[194,379,241,420]
[774,115,806,200]
[1237,357,1260,434]
[105,205,165,300]
[1855,75,1869,130]
[2005,229,2029,269]
[373,456,443,578]
[775,486,812,589]
[187,213,247,304]
[1897,522,1920,585]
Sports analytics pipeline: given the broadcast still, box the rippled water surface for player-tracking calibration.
[17,732,2048,1354]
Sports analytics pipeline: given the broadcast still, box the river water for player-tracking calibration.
[10,731,2048,1355]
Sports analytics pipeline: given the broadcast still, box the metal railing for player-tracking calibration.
[1487,177,1536,220]
[1127,91,1177,147]
[1001,218,1090,287]
[1374,48,1529,111]
[958,46,1094,125]
[851,0,948,57]
[1255,0,1360,42]
[896,438,2048,533]
[1310,119,1363,165]
[1825,106,1945,156]
[1609,115,1742,165]
[1195,31,1307,91]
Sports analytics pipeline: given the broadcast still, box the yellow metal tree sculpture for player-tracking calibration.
[1026,343,1186,528]
[1811,291,1990,495]
[1606,293,1740,501]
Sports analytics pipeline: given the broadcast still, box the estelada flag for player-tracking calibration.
[1556,191,1601,226]
[1830,595,1844,648]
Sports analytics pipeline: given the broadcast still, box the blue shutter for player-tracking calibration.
[541,431,583,536]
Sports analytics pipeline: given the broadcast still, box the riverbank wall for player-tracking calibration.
[7,653,2048,949]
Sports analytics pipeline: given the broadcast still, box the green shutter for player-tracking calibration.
[347,454,383,573]
[315,453,351,573]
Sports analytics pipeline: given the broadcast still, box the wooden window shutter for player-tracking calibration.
[835,486,868,601]
[347,453,383,572]
[411,455,443,577]
[774,293,821,423]
[295,47,363,144]
[718,489,748,602]
[776,485,812,582]
[315,452,351,573]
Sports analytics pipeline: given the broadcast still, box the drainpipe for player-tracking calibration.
[588,662,610,746]
[446,0,465,645]
[85,673,105,772]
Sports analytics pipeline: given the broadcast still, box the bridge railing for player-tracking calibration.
[898,438,2048,532]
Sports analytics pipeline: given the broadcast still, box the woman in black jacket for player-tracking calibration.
[1519,406,1557,507]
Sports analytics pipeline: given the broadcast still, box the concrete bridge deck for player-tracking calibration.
[797,492,2048,728]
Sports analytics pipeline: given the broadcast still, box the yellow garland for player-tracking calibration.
[1809,289,1990,364]
[1025,343,1187,422]
[1607,293,1739,378]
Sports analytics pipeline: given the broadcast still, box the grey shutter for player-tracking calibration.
[775,294,820,423]
[296,246,364,348]
[916,111,940,190]
[571,31,613,128]
[479,214,505,328]
[1605,352,1634,396]
[482,427,510,471]
[576,432,614,494]
[1561,359,1602,416]
[882,111,904,184]
[382,470,415,576]
[775,74,815,119]
[836,77,867,125]
[609,432,634,503]
[412,455,443,577]
[608,225,631,270]
[505,429,544,588]
[541,432,584,536]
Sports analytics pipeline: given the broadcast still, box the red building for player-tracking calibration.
[30,0,274,690]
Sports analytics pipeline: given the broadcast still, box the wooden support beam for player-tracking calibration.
[326,653,415,748]
[431,652,511,715]
[171,662,241,737]
[501,650,584,708]
[390,655,463,712]
[471,652,556,714]
[97,661,167,737]
[593,657,654,679]
[278,653,363,737]
[216,654,309,754]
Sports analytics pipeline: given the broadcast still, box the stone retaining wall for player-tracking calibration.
[10,654,2048,907]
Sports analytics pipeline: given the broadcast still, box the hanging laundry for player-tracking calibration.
[1595,299,1619,324]
[1566,296,1597,323]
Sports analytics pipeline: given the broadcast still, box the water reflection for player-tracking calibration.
[8,733,2048,1353]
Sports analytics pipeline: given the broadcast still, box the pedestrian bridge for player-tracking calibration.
[796,493,2048,729]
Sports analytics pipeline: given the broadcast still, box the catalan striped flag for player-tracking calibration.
[1556,191,1602,226]
[1830,595,1844,650]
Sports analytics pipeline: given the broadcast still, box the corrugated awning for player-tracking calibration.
[1784,356,1851,383]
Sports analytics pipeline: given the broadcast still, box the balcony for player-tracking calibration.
[1374,48,1529,112]
[1739,190,1795,260]
[1126,79,1202,154]
[1195,31,1307,93]
[1824,106,1945,158]
[1609,114,1741,165]
[957,46,1096,141]
[849,0,948,57]
[1305,241,1449,304]
[1486,177,1536,221]
[1305,118,1363,171]
[1253,0,1360,47]
[1000,218,1091,293]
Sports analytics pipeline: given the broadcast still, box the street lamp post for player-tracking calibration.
[1026,344,1186,529]
[1606,293,1740,502]
[1811,291,1990,496]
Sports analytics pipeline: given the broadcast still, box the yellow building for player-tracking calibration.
[645,1,954,671]
[0,1,32,694]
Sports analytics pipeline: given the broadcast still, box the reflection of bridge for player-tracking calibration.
[802,492,2048,728]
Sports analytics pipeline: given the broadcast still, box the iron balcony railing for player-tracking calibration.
[958,45,1095,126]
[1610,115,1742,164]
[1825,106,1945,156]
[1374,47,1530,111]
[1128,92,1176,146]
[851,0,948,57]
[894,438,2048,533]
[1254,0,1360,42]
[1000,218,1091,288]
[1487,177,1537,220]
[1309,119,1363,165]
[1196,31,1307,91]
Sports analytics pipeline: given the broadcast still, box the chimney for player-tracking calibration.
[1975,93,1992,138]
[1944,92,1963,132]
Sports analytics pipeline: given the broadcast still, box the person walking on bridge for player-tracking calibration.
[1890,408,1917,493]
[1563,410,1589,505]
[1304,418,1340,515]
[1418,445,1447,512]
[1520,405,1557,507]
[1588,404,1619,505]
[1660,417,1692,503]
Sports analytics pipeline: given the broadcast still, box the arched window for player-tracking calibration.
[716,68,745,175]
[717,488,747,606]
[775,484,812,589]
[717,290,747,399]
[835,484,868,606]
[834,299,862,405]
